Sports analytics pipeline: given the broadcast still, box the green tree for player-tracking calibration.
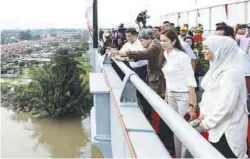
[50,33,57,37]
[34,34,41,40]
[196,42,209,73]
[73,34,83,39]
[19,30,32,40]
[11,47,92,117]
[1,37,5,44]
[74,40,89,57]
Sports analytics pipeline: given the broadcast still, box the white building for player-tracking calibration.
[160,0,249,30]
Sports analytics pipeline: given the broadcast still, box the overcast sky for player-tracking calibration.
[0,0,197,29]
[0,0,240,29]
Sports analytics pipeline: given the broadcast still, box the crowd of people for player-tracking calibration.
[99,21,250,158]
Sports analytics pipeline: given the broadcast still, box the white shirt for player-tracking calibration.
[200,67,248,158]
[120,39,147,68]
[236,33,250,53]
[237,47,250,74]
[162,49,197,92]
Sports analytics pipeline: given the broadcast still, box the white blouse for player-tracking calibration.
[162,49,197,92]
[200,67,248,158]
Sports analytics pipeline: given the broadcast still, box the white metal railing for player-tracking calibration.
[108,57,225,158]
[160,0,249,32]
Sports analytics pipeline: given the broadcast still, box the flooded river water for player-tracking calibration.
[1,107,102,158]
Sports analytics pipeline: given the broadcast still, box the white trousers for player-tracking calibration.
[168,91,192,158]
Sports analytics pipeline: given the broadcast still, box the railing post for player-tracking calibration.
[88,37,96,72]
[195,9,198,26]
[208,7,212,33]
[89,73,112,157]
[119,70,138,107]
[244,1,247,24]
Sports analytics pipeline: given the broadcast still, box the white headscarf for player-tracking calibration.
[201,36,247,109]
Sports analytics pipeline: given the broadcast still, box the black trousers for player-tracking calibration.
[134,65,175,155]
[210,134,237,158]
[158,116,175,156]
[133,65,152,121]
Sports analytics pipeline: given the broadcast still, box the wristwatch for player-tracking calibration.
[189,103,195,107]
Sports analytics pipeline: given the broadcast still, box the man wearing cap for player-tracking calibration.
[179,26,188,40]
[184,24,194,37]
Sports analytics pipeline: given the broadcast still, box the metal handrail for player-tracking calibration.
[111,57,225,158]
[164,0,248,15]
[103,71,138,158]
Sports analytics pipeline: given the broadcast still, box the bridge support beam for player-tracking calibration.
[119,70,138,107]
[90,73,112,158]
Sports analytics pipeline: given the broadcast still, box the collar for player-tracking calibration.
[164,49,178,58]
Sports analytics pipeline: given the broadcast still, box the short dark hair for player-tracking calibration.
[153,26,161,31]
[170,23,175,26]
[216,22,227,27]
[216,25,234,38]
[238,24,248,29]
[163,21,170,24]
[126,28,138,35]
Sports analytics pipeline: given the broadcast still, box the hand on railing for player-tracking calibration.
[107,47,118,57]
[189,119,203,133]
[107,47,128,57]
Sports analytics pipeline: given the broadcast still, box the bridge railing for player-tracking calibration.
[90,49,171,158]
[88,39,225,158]
[108,55,224,158]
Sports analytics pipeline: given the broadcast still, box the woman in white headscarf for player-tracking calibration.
[198,36,248,158]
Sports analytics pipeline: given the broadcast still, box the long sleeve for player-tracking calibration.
[179,54,197,88]
[201,72,240,130]
[126,42,161,60]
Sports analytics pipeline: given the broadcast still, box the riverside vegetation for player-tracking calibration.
[1,40,92,118]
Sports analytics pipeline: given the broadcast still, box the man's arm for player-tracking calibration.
[125,44,161,61]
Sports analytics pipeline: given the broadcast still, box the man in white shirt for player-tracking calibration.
[119,28,151,120]
[119,28,147,72]
[235,25,250,53]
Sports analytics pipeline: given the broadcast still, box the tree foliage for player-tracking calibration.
[10,43,92,117]
[19,30,32,40]
[196,42,209,74]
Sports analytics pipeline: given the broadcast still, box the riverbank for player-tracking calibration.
[0,107,103,158]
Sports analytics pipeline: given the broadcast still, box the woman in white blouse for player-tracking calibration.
[199,35,248,158]
[160,29,197,158]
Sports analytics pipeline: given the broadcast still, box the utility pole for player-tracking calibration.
[93,0,98,48]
